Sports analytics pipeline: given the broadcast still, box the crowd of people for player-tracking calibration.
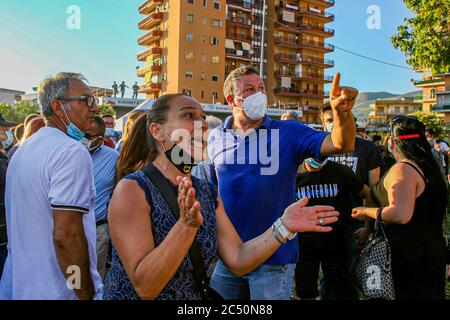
[0,66,448,300]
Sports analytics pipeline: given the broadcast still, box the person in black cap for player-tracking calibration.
[0,112,18,276]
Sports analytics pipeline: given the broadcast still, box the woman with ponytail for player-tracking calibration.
[102,93,339,300]
[352,116,448,299]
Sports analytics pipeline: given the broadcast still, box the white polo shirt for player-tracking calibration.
[0,127,103,300]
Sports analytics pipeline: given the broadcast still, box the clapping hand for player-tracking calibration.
[330,73,359,113]
[281,197,339,233]
[177,176,203,228]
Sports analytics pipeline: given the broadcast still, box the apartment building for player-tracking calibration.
[137,0,334,124]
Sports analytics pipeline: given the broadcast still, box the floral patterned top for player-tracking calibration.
[103,170,218,300]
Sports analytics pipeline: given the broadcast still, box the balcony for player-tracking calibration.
[138,12,163,30]
[225,48,252,62]
[136,65,161,77]
[413,77,445,86]
[274,87,329,98]
[226,31,252,42]
[137,47,162,61]
[275,70,333,83]
[305,0,335,8]
[227,0,252,12]
[139,0,163,15]
[226,14,252,28]
[273,53,334,68]
[139,83,161,93]
[275,17,334,37]
[274,37,334,52]
[138,30,163,46]
[275,5,334,22]
[435,92,450,111]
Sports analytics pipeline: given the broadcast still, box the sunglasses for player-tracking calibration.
[59,95,99,109]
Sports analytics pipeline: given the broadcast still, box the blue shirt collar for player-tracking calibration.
[223,115,272,131]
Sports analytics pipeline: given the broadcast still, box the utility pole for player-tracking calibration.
[259,0,267,78]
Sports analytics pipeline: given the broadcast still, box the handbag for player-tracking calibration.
[353,208,396,300]
[142,164,224,300]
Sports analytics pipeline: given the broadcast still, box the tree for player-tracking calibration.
[0,102,40,124]
[391,0,450,74]
[408,111,445,138]
[98,104,116,117]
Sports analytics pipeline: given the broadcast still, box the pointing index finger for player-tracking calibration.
[331,72,341,98]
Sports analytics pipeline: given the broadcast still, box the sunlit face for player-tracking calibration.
[232,73,266,107]
[159,95,208,161]
[321,109,334,127]
[61,80,99,133]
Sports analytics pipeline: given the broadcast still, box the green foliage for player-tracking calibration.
[391,0,450,74]
[408,111,446,138]
[0,102,40,124]
[98,104,116,117]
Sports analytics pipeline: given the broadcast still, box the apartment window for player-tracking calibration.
[212,74,219,82]
[160,56,167,64]
[212,56,219,64]
[201,72,206,80]
[185,51,194,61]
[182,89,192,96]
[395,106,400,113]
[203,0,207,7]
[161,73,167,81]
[202,17,207,25]
[211,37,219,45]
[212,19,222,28]
[186,14,194,23]
[186,32,193,41]
[201,91,205,99]
[213,92,219,101]
[188,0,194,3]
[201,53,206,63]
[202,35,207,44]
[213,1,220,10]
[185,71,193,79]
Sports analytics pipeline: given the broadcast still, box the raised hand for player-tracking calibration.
[330,72,359,112]
[281,197,339,233]
[177,176,203,228]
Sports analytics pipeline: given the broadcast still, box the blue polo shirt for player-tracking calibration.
[208,115,328,265]
[91,146,119,222]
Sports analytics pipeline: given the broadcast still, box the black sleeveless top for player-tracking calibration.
[370,161,447,300]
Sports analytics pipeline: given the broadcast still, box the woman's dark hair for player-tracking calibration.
[116,93,185,180]
[391,117,448,205]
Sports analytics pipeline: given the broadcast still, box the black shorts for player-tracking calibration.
[295,256,356,300]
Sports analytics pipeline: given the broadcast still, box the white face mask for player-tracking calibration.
[235,91,268,121]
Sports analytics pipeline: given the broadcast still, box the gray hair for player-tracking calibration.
[281,111,299,121]
[37,72,87,118]
[206,115,223,130]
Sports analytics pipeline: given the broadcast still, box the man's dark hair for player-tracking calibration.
[321,102,332,113]
[93,116,106,135]
[425,128,435,137]
[372,134,382,143]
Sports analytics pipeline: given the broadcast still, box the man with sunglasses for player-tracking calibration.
[0,73,103,300]
[85,116,119,280]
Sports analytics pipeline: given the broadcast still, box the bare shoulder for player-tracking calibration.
[384,161,424,189]
[109,178,149,220]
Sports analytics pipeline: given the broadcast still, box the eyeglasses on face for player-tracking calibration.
[59,95,99,109]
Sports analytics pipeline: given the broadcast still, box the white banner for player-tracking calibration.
[282,10,295,23]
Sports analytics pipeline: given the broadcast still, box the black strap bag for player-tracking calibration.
[142,164,224,300]
[353,208,396,300]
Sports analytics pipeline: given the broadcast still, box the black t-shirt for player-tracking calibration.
[0,154,8,246]
[296,161,364,258]
[327,137,381,206]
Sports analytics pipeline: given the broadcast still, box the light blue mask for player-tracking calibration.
[1,131,14,149]
[60,102,85,141]
[305,157,328,169]
[105,128,115,137]
[325,122,334,133]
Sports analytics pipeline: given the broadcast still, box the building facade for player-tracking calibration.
[366,98,422,132]
[137,0,334,125]
[0,88,25,105]
[433,73,450,124]
[413,69,446,113]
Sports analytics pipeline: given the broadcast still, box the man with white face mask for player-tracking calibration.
[208,66,359,300]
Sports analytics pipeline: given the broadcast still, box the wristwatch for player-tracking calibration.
[273,218,297,241]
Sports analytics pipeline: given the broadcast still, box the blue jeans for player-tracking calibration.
[210,260,295,300]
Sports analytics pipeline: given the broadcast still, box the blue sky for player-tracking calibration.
[0,0,418,96]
